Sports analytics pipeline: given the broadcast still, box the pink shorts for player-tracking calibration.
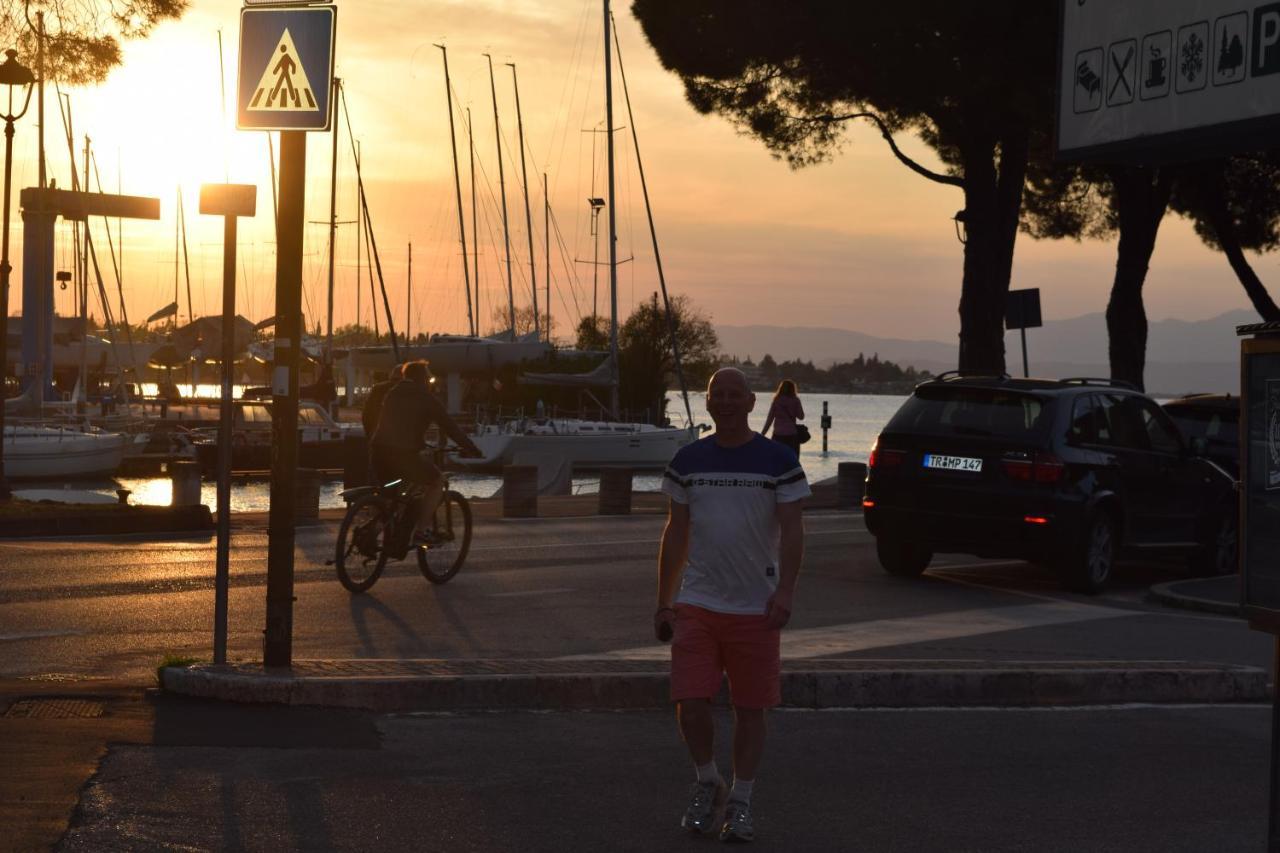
[670,604,781,709]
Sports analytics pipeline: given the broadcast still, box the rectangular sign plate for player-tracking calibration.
[923,454,983,473]
[1057,0,1280,161]
[237,5,336,131]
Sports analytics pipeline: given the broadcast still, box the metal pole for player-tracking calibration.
[469,108,478,336]
[508,63,538,340]
[604,0,620,419]
[437,46,473,339]
[35,11,43,191]
[544,172,550,339]
[264,130,306,669]
[822,400,829,454]
[326,77,339,364]
[214,214,237,664]
[484,54,514,341]
[406,241,412,342]
[1021,327,1029,378]
[1271,636,1280,852]
[0,112,16,499]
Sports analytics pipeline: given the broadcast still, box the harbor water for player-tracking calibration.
[50,392,907,511]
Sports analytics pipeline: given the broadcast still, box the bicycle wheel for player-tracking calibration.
[335,493,391,593]
[416,490,472,584]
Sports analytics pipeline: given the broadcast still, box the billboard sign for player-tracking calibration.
[1058,0,1280,161]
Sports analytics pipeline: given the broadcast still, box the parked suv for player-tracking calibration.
[862,375,1238,593]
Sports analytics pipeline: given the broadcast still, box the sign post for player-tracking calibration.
[199,184,257,665]
[1004,288,1042,379]
[238,3,335,668]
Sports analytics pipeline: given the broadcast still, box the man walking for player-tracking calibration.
[655,367,808,843]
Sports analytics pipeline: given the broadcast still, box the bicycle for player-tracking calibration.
[333,444,473,592]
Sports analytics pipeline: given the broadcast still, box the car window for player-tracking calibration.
[1137,399,1183,454]
[889,387,1048,438]
[1100,395,1181,453]
[1068,394,1111,444]
[1166,406,1234,443]
[1097,395,1149,450]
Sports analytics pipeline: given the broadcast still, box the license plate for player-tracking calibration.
[923,453,983,472]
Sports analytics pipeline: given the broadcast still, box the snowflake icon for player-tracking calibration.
[1181,32,1205,81]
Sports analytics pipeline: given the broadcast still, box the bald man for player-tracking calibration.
[655,367,809,843]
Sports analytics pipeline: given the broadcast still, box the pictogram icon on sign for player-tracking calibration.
[1107,39,1136,105]
[237,5,335,131]
[249,29,317,111]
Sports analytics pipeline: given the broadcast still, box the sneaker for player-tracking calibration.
[681,779,728,835]
[719,799,754,843]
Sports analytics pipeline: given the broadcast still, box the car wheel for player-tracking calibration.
[1191,508,1238,577]
[876,535,932,578]
[1061,511,1116,595]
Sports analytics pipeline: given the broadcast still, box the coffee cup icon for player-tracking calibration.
[1146,47,1167,88]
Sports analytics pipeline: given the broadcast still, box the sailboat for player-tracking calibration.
[453,0,698,472]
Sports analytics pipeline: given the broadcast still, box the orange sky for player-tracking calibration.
[6,0,1259,345]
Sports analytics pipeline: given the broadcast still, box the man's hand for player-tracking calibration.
[654,607,676,643]
[764,588,793,630]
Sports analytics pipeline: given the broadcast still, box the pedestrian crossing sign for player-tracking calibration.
[237,5,335,131]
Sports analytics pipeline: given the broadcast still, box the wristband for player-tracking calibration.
[655,606,675,616]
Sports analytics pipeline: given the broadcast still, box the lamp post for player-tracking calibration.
[0,49,34,502]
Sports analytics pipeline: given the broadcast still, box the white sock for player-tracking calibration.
[695,761,721,784]
[730,778,754,804]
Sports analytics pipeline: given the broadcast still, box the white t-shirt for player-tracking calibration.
[662,434,811,615]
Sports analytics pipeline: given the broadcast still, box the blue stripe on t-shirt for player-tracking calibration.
[668,434,800,478]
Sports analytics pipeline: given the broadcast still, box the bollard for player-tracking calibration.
[295,468,321,520]
[343,433,369,490]
[503,465,538,518]
[598,468,634,515]
[116,488,131,505]
[837,462,868,510]
[169,460,202,507]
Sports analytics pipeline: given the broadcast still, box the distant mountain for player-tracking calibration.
[717,309,1256,396]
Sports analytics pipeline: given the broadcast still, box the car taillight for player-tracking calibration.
[865,445,906,466]
[1003,451,1065,484]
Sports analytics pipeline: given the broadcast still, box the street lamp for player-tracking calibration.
[0,48,35,502]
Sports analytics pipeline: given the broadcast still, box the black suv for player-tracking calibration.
[863,375,1238,593]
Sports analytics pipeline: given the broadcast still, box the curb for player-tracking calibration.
[162,661,1270,713]
[1149,579,1241,617]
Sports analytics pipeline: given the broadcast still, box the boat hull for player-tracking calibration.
[2,428,129,479]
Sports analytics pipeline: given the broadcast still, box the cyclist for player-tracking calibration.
[361,363,404,437]
[370,360,483,543]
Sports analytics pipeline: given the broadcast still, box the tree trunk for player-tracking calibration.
[956,129,1029,375]
[1105,166,1174,392]
[1203,176,1280,322]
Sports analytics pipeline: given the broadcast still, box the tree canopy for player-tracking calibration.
[632,0,1058,374]
[0,0,187,84]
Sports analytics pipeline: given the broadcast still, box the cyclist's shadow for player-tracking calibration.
[347,592,425,657]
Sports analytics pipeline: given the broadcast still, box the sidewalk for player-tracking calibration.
[162,655,1268,712]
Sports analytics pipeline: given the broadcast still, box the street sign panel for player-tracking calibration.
[1005,288,1043,331]
[237,5,335,131]
[1057,0,1280,162]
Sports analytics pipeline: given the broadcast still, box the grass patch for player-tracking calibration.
[156,654,204,686]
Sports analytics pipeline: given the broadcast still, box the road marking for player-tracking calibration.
[561,601,1132,661]
[0,629,82,642]
[487,587,577,598]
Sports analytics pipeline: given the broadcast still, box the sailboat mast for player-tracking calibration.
[437,45,474,339]
[172,187,179,331]
[355,140,362,333]
[507,62,538,341]
[604,0,620,419]
[326,77,340,363]
[178,186,194,325]
[406,241,412,342]
[469,108,479,336]
[544,172,550,340]
[484,53,515,341]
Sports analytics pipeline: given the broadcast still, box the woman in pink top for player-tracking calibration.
[761,379,805,456]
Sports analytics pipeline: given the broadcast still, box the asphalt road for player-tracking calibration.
[40,697,1273,852]
[0,509,1270,681]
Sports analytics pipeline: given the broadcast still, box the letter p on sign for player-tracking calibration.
[1254,5,1280,76]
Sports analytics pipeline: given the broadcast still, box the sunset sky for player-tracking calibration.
[6,0,1261,347]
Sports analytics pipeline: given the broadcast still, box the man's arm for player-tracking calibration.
[655,500,691,639]
[765,500,805,629]
[425,393,483,455]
